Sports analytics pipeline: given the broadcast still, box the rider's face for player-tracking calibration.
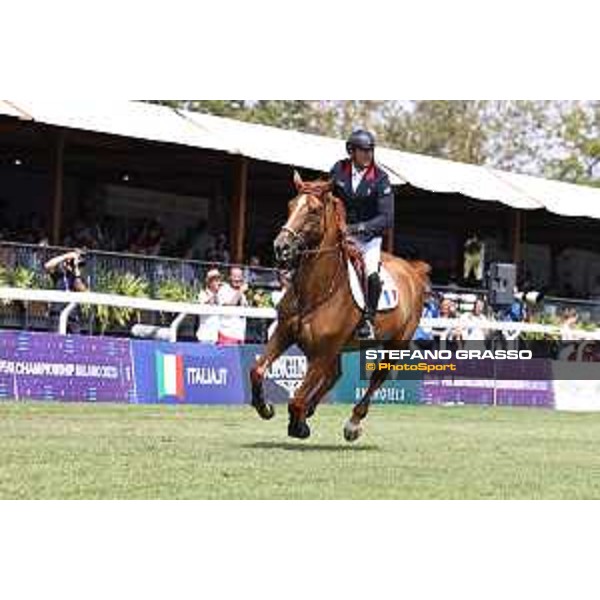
[352,147,374,169]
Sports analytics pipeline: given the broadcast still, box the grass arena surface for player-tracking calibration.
[2,402,600,499]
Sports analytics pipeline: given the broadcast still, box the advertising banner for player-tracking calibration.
[0,330,135,402]
[240,344,309,404]
[0,331,17,400]
[132,339,244,404]
[330,352,424,405]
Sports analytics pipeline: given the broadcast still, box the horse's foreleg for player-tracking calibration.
[250,321,292,420]
[288,356,335,439]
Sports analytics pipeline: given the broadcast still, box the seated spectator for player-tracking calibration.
[217,266,248,345]
[413,289,439,341]
[206,233,230,265]
[245,255,262,286]
[195,268,222,343]
[560,308,579,341]
[461,298,490,341]
[438,297,464,342]
[188,219,214,260]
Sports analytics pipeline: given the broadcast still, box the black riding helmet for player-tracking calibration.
[346,129,376,154]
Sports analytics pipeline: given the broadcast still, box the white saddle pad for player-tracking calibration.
[348,261,398,311]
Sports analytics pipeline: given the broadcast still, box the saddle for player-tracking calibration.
[345,239,398,311]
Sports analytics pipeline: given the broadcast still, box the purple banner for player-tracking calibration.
[0,331,135,402]
[0,331,17,400]
[422,378,495,405]
[422,378,554,407]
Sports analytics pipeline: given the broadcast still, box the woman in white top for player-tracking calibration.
[196,268,222,343]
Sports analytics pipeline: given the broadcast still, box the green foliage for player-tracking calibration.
[247,287,274,308]
[143,100,600,185]
[381,100,488,164]
[87,272,149,334]
[156,279,197,303]
[521,313,561,341]
[0,265,37,306]
[545,101,600,185]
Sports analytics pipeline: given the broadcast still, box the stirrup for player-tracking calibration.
[356,315,376,340]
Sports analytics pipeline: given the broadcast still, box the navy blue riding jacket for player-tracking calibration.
[329,159,394,241]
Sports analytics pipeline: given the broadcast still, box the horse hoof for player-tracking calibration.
[343,420,363,443]
[253,402,275,420]
[288,420,311,440]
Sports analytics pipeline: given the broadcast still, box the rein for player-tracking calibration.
[280,192,350,324]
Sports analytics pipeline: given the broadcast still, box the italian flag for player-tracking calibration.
[155,352,184,399]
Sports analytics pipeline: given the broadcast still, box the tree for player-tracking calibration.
[481,100,563,175]
[149,100,249,118]
[544,101,600,186]
[145,100,600,185]
[380,100,488,164]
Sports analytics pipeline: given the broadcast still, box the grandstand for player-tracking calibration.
[2,100,600,298]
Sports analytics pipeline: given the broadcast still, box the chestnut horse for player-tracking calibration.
[250,172,430,442]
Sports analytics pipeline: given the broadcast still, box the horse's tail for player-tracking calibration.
[408,260,432,289]
[409,260,431,277]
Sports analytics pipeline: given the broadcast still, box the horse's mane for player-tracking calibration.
[296,179,348,234]
[295,179,363,267]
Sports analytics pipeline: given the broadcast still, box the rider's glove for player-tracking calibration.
[348,223,367,237]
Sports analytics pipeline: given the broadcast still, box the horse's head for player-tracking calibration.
[274,171,340,270]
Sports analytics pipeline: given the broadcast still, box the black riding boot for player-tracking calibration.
[356,272,382,340]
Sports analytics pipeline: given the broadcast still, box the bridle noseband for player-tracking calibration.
[278,190,343,261]
[280,224,305,247]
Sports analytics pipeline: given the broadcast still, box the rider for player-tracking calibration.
[330,129,394,339]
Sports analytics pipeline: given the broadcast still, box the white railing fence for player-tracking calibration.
[1,287,600,350]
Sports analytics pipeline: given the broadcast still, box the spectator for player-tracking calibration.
[195,268,222,343]
[44,249,88,334]
[245,255,262,286]
[461,298,490,341]
[439,297,463,342]
[206,233,230,264]
[506,295,527,322]
[180,246,197,283]
[560,308,579,341]
[217,266,248,345]
[189,219,214,260]
[413,289,439,341]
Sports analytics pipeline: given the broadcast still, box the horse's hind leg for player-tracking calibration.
[344,336,413,442]
[306,356,340,419]
[250,322,292,420]
[344,366,391,442]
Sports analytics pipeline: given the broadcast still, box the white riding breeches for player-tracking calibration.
[352,236,382,277]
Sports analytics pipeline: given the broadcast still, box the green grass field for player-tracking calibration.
[2,401,600,499]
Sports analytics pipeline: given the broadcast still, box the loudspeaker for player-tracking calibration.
[488,262,516,306]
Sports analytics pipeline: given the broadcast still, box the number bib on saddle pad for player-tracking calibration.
[348,261,399,311]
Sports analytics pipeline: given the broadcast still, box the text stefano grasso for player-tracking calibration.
[363,349,533,361]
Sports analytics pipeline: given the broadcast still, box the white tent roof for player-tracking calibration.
[1,99,598,219]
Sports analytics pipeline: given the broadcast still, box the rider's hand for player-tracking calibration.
[348,223,366,237]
